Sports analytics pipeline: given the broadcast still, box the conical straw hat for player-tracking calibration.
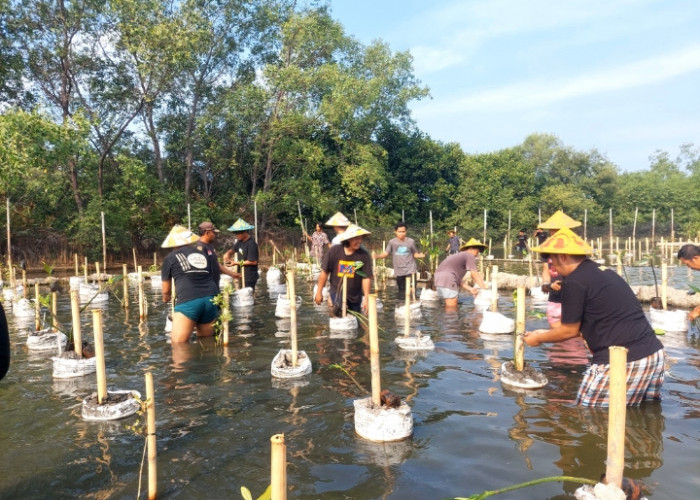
[227,218,254,232]
[459,238,487,251]
[338,224,371,242]
[538,210,581,230]
[531,227,592,255]
[325,212,351,227]
[161,225,199,248]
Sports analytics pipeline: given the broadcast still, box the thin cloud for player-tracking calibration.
[414,45,700,117]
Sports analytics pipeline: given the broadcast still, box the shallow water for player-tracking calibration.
[0,264,698,499]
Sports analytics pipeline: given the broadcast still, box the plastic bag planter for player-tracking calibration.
[394,302,422,320]
[12,298,35,318]
[354,397,413,442]
[500,361,548,389]
[52,355,97,378]
[270,350,312,379]
[329,314,358,331]
[27,328,68,352]
[394,332,435,351]
[81,390,141,421]
[649,307,688,333]
[479,310,515,334]
[232,287,255,308]
[275,295,302,318]
[419,288,440,303]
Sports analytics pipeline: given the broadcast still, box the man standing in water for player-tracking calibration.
[224,218,259,290]
[314,224,373,314]
[373,222,424,300]
[525,228,665,406]
[196,221,239,285]
[433,238,488,310]
[677,243,700,320]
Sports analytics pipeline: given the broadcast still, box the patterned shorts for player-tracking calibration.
[575,349,665,407]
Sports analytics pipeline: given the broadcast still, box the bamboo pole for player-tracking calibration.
[296,201,309,259]
[122,264,129,309]
[133,248,138,273]
[51,291,59,332]
[404,279,410,337]
[222,287,230,346]
[145,371,158,500]
[373,257,378,293]
[287,270,298,367]
[491,266,499,312]
[507,210,512,256]
[514,285,525,371]
[254,199,258,243]
[84,256,88,284]
[411,273,416,301]
[6,198,13,288]
[93,309,107,404]
[138,265,146,319]
[101,211,107,275]
[270,434,287,500]
[71,290,82,357]
[74,254,79,276]
[153,252,157,268]
[34,283,41,331]
[483,209,487,246]
[342,274,348,318]
[651,209,656,248]
[95,261,100,282]
[609,208,613,257]
[22,270,28,298]
[661,261,668,310]
[368,295,381,406]
[632,207,638,262]
[605,346,628,490]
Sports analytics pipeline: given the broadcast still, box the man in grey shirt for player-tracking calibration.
[373,222,424,299]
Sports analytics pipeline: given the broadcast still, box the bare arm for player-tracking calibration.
[314,270,329,305]
[162,280,172,303]
[524,322,581,347]
[361,278,371,313]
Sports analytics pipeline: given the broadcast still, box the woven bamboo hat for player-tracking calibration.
[228,218,254,232]
[459,238,487,251]
[538,210,581,230]
[161,225,199,248]
[531,227,592,255]
[338,224,371,242]
[325,212,351,227]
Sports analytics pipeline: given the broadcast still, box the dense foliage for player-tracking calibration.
[1,1,699,261]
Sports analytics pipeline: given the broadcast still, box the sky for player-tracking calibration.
[329,0,700,172]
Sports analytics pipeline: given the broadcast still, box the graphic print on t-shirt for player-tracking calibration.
[175,251,208,271]
[337,260,356,278]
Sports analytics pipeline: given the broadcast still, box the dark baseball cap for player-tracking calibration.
[198,221,219,233]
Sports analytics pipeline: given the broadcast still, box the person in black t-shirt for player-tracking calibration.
[161,225,221,343]
[223,218,259,290]
[0,302,9,381]
[525,228,664,407]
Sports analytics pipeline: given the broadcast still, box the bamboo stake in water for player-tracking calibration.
[6,198,14,288]
[404,280,411,337]
[51,291,59,332]
[287,270,298,367]
[70,290,82,357]
[132,248,138,273]
[342,274,348,318]
[605,346,628,490]
[101,211,107,275]
[222,287,229,346]
[22,270,28,298]
[138,265,146,319]
[84,256,88,284]
[368,295,381,406]
[95,261,100,282]
[661,261,668,310]
[153,252,157,269]
[373,257,378,293]
[34,283,41,331]
[490,266,499,312]
[74,254,79,276]
[122,264,129,309]
[270,434,287,500]
[514,285,526,371]
[145,371,157,500]
[632,207,638,262]
[93,309,107,404]
[412,273,416,301]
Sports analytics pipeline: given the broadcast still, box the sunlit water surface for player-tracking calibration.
[0,263,698,499]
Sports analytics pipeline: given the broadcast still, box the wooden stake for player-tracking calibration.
[490,266,499,312]
[287,270,298,367]
[145,371,157,500]
[342,274,348,318]
[411,273,416,301]
[84,256,88,284]
[270,434,287,500]
[404,279,411,337]
[605,346,628,490]
[22,270,28,298]
[132,248,138,273]
[122,264,129,309]
[138,265,146,319]
[222,287,229,346]
[93,309,107,404]
[74,254,79,276]
[661,261,668,310]
[514,285,525,371]
[70,290,82,357]
[95,261,100,282]
[101,211,106,275]
[51,291,59,332]
[368,295,381,406]
[34,283,41,331]
[153,252,157,268]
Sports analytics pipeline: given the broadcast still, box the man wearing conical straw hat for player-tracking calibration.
[433,237,488,311]
[325,211,351,246]
[314,224,373,314]
[223,218,259,290]
[537,210,582,327]
[161,225,221,343]
[525,227,665,407]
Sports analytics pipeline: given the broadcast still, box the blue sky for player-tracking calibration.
[329,0,700,172]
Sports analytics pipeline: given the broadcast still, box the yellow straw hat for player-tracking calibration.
[459,238,487,251]
[531,227,593,255]
[338,224,371,242]
[325,212,351,227]
[537,210,581,230]
[161,225,199,248]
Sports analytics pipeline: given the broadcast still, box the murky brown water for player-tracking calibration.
[0,263,698,499]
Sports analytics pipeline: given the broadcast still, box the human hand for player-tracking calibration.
[550,281,562,292]
[314,292,323,306]
[690,306,700,321]
[523,329,547,347]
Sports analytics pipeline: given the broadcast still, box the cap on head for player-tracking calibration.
[162,225,199,248]
[531,227,592,255]
[459,238,487,251]
[338,224,371,242]
[198,221,219,233]
[227,218,254,232]
[538,210,582,230]
[325,212,351,227]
